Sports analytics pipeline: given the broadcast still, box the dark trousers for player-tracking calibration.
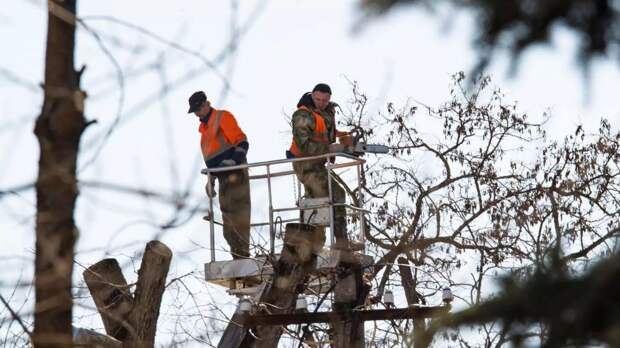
[292,160,348,244]
[215,169,251,259]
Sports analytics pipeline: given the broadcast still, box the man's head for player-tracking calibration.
[311,83,331,111]
[187,91,211,117]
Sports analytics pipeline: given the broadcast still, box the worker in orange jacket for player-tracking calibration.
[188,91,251,259]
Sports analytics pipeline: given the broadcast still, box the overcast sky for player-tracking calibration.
[1,0,619,344]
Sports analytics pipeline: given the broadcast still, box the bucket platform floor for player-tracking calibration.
[205,248,373,295]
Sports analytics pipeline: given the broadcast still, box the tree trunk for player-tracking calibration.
[331,260,366,348]
[250,223,324,348]
[33,0,86,347]
[398,257,427,348]
[83,259,134,340]
[126,241,172,348]
[217,223,324,348]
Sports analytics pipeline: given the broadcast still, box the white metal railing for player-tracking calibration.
[201,153,367,262]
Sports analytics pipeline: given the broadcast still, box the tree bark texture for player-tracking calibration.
[217,223,324,348]
[33,0,86,347]
[126,241,172,348]
[72,326,122,348]
[249,223,324,348]
[83,259,134,340]
[331,261,366,348]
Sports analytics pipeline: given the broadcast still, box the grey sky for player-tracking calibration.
[1,0,619,344]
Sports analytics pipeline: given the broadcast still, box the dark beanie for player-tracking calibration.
[312,83,332,95]
[297,92,315,108]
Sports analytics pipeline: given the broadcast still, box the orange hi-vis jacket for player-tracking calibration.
[289,106,330,157]
[199,108,248,168]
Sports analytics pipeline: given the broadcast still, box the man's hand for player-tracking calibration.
[335,130,350,137]
[205,180,217,198]
[328,143,348,153]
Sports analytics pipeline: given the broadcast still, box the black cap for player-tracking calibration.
[312,83,332,95]
[188,91,207,113]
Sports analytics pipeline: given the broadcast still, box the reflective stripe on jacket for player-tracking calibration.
[289,106,329,157]
[199,109,247,166]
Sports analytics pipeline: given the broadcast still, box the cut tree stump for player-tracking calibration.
[83,258,133,340]
[83,240,172,348]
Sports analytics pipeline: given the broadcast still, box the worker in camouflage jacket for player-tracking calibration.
[286,83,358,250]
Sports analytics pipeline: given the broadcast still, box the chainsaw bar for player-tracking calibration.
[353,143,390,154]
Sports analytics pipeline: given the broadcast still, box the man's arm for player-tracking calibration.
[221,111,249,164]
[292,109,329,156]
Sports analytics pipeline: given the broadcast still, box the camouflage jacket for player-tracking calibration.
[291,107,335,156]
[323,103,338,143]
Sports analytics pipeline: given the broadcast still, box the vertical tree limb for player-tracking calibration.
[331,259,367,348]
[33,1,85,347]
[126,241,172,348]
[398,256,427,348]
[249,223,324,348]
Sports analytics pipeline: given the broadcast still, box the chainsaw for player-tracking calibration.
[340,127,389,156]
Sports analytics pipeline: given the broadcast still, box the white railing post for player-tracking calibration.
[357,163,365,251]
[208,173,215,262]
[327,165,335,246]
[266,164,274,255]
